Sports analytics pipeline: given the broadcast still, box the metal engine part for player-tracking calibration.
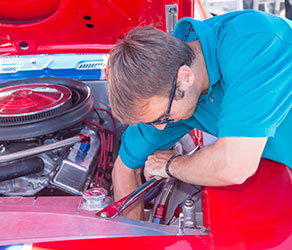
[79,187,113,211]
[0,77,94,141]
[182,198,196,228]
[0,125,100,196]
[0,138,66,196]
[51,126,100,195]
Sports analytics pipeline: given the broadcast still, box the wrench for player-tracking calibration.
[96,177,165,219]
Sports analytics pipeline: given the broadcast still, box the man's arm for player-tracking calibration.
[144,137,267,186]
[112,155,144,220]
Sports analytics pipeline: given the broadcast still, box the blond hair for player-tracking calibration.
[107,26,195,124]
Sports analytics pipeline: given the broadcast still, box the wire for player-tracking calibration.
[191,185,201,192]
[83,106,116,188]
[166,189,202,225]
[67,128,75,136]
[94,107,117,135]
[190,190,202,199]
[94,109,105,124]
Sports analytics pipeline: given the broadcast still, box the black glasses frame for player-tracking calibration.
[145,68,180,125]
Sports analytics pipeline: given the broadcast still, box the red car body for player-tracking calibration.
[0,1,291,249]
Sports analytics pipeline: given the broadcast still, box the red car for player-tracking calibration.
[0,1,291,249]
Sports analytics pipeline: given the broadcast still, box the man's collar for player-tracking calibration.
[173,17,220,93]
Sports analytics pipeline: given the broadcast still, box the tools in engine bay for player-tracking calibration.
[96,177,164,218]
[96,175,202,231]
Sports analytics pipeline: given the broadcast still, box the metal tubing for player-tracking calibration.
[152,178,177,224]
[0,135,85,163]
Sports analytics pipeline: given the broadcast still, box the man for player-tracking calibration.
[286,0,292,19]
[107,10,292,220]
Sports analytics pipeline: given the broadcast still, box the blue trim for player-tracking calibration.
[0,69,102,82]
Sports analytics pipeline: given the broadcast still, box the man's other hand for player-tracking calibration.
[144,150,177,180]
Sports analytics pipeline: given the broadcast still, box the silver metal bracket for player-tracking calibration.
[165,4,178,34]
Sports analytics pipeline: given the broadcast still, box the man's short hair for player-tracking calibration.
[107,25,195,124]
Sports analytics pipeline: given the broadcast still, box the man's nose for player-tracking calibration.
[153,123,167,130]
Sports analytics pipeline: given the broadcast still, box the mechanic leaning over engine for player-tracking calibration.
[106,10,292,220]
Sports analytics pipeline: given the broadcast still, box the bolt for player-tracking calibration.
[200,227,209,234]
[177,212,184,235]
[184,199,194,207]
[169,7,177,14]
[31,58,38,64]
[100,212,108,218]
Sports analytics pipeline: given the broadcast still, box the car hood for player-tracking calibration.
[0,0,170,55]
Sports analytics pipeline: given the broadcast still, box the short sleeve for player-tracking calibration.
[217,32,292,137]
[119,122,193,169]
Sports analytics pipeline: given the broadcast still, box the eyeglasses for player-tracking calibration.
[145,66,181,125]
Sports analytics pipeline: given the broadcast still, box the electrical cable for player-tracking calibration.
[83,106,116,188]
[166,189,202,225]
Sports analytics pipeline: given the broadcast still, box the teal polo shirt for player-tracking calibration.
[119,10,292,169]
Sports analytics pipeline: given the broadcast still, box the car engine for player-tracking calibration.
[0,54,204,230]
[0,77,104,196]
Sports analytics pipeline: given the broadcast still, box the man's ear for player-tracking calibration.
[177,65,194,87]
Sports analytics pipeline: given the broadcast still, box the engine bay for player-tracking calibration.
[0,56,205,233]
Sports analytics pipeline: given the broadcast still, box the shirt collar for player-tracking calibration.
[172,17,220,93]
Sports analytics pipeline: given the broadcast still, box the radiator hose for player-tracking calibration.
[0,157,44,182]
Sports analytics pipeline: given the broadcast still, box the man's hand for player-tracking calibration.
[144,149,177,180]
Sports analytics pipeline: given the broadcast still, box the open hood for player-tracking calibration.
[0,0,195,55]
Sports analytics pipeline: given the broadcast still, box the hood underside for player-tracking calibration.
[0,0,184,55]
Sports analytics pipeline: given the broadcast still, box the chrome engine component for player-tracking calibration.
[0,78,94,141]
[0,125,99,196]
[79,187,113,211]
[51,126,100,195]
[182,198,196,228]
[177,212,184,235]
[0,77,99,196]
[0,135,85,164]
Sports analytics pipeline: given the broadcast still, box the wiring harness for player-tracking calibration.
[83,107,116,188]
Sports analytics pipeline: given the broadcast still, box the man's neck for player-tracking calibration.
[187,40,210,93]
